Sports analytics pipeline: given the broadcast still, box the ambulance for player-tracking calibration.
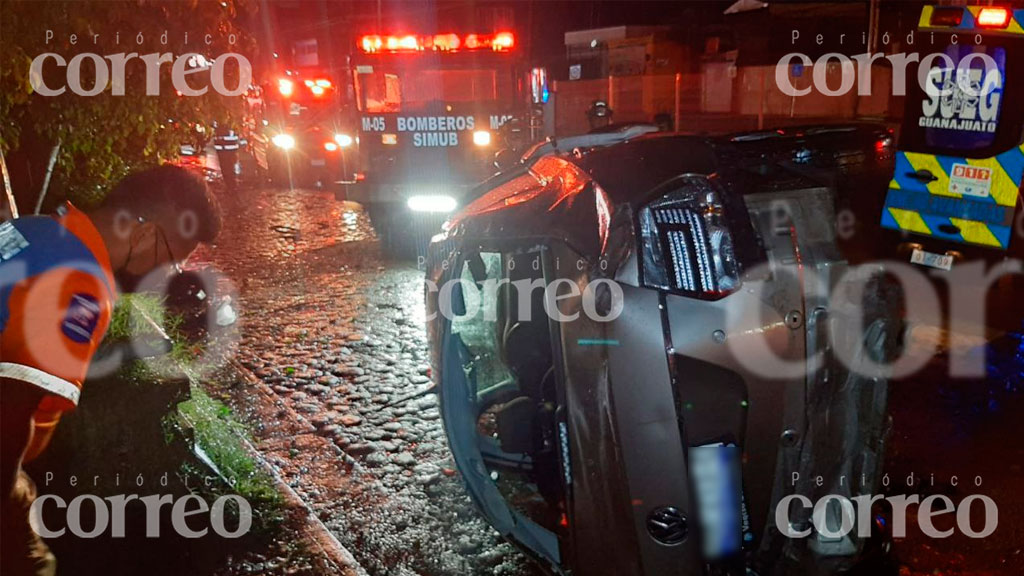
[880,5,1024,268]
[344,31,537,253]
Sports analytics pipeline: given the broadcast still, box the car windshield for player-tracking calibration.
[355,67,513,112]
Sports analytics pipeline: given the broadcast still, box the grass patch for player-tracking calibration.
[113,293,283,535]
[176,385,284,535]
[107,293,198,379]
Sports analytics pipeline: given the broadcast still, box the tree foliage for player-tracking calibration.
[0,0,256,209]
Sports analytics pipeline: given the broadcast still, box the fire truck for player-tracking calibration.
[344,31,541,253]
[242,67,358,189]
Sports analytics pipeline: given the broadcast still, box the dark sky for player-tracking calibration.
[265,0,735,60]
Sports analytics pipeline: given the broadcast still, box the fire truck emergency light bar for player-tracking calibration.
[359,32,514,53]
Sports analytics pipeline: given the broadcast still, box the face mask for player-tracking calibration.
[114,222,179,293]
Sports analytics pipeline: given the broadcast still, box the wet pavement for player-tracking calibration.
[189,184,539,576]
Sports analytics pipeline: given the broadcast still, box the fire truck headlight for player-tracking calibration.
[334,133,354,148]
[472,130,492,147]
[407,194,457,213]
[272,134,295,150]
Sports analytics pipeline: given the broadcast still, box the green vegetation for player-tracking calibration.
[0,0,255,209]
[106,293,191,379]
[111,294,283,534]
[176,385,284,535]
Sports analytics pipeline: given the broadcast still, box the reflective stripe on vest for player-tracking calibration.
[0,362,80,405]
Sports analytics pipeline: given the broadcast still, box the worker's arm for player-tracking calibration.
[0,377,44,498]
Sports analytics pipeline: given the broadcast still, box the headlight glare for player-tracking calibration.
[407,194,457,213]
[472,130,491,146]
[272,134,295,150]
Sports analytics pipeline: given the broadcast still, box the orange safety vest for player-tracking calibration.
[0,203,116,461]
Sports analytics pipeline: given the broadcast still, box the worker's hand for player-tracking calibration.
[0,378,45,498]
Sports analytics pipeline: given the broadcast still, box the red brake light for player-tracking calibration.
[315,79,331,88]
[278,78,294,97]
[977,7,1011,29]
[310,85,325,96]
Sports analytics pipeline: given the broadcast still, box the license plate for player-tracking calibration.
[310,159,326,167]
[910,248,953,270]
[690,444,742,559]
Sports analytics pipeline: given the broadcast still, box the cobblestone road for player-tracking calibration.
[191,184,539,576]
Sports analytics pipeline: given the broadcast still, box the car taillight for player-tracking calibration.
[639,177,741,299]
[977,7,1011,29]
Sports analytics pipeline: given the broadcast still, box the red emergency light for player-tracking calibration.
[359,32,515,53]
[977,7,1011,29]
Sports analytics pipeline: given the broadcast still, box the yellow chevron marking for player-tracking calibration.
[950,217,1002,247]
[904,152,958,197]
[1009,17,1024,35]
[920,6,934,28]
[965,156,1019,207]
[888,208,932,235]
[889,178,900,190]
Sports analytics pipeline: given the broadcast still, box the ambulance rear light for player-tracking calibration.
[929,7,964,27]
[359,32,515,53]
[977,7,1011,29]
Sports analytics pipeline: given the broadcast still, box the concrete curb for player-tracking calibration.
[227,360,370,576]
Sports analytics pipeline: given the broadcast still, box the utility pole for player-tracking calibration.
[1,149,18,219]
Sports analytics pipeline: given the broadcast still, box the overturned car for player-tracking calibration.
[425,126,901,575]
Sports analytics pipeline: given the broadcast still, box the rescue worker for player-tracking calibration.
[213,123,241,190]
[586,99,613,131]
[0,165,220,575]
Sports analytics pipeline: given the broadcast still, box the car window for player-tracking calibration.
[449,248,565,534]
